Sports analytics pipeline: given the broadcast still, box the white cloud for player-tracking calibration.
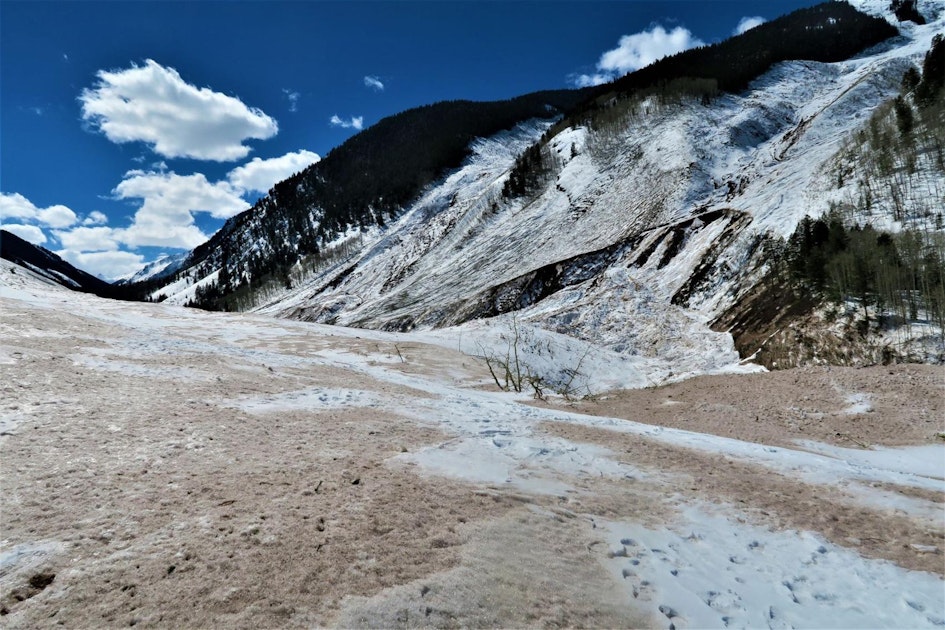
[79,59,278,161]
[55,226,120,252]
[56,249,145,281]
[113,170,249,248]
[571,25,704,87]
[227,150,321,194]
[283,89,300,113]
[1,223,47,245]
[734,16,766,35]
[82,210,109,226]
[364,75,385,91]
[37,205,78,229]
[0,192,77,228]
[570,72,613,89]
[330,114,364,130]
[1,192,41,221]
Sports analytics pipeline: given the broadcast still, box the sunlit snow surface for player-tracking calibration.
[603,505,945,629]
[2,259,943,627]
[8,3,945,623]
[233,3,945,382]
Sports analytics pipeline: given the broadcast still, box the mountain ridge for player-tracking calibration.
[139,0,943,380]
[145,2,898,310]
[0,229,113,294]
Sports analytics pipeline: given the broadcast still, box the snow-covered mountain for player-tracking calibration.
[115,252,188,286]
[0,229,113,295]
[150,0,944,385]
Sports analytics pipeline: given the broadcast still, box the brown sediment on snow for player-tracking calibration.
[547,364,945,450]
[2,263,943,627]
[538,420,945,575]
[333,508,659,628]
[0,398,511,627]
[869,480,945,504]
[0,277,658,627]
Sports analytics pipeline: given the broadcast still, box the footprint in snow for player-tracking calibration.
[704,589,744,614]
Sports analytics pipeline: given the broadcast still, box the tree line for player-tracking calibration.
[502,1,897,201]
[784,210,945,333]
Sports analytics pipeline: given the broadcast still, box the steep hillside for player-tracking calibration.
[261,5,941,364]
[717,27,945,367]
[151,90,586,308]
[150,0,943,384]
[114,252,187,286]
[149,2,896,310]
[0,230,113,295]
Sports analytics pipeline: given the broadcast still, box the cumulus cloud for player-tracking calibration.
[4,174,246,277]
[227,150,321,195]
[283,89,300,112]
[79,59,278,161]
[55,226,120,252]
[38,205,79,229]
[1,192,42,221]
[56,249,145,280]
[9,146,325,280]
[113,170,249,248]
[104,151,320,252]
[82,210,109,226]
[330,114,364,130]
[734,16,766,35]
[2,223,47,245]
[363,75,385,91]
[571,25,704,87]
[1,192,77,228]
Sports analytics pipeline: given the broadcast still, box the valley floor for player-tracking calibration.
[1,260,943,629]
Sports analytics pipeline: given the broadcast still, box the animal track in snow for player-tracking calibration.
[604,505,945,629]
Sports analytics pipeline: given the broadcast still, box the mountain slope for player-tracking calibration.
[160,90,587,308]
[150,1,943,384]
[115,252,187,286]
[276,5,940,370]
[0,230,113,294]
[148,2,896,310]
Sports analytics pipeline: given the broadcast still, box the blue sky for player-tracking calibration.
[1,0,816,279]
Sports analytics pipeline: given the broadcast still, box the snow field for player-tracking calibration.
[218,327,945,626]
[603,505,945,630]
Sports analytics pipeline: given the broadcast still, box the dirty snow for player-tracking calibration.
[2,260,943,627]
[603,504,945,630]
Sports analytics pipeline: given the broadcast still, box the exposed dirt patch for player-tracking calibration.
[711,269,944,369]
